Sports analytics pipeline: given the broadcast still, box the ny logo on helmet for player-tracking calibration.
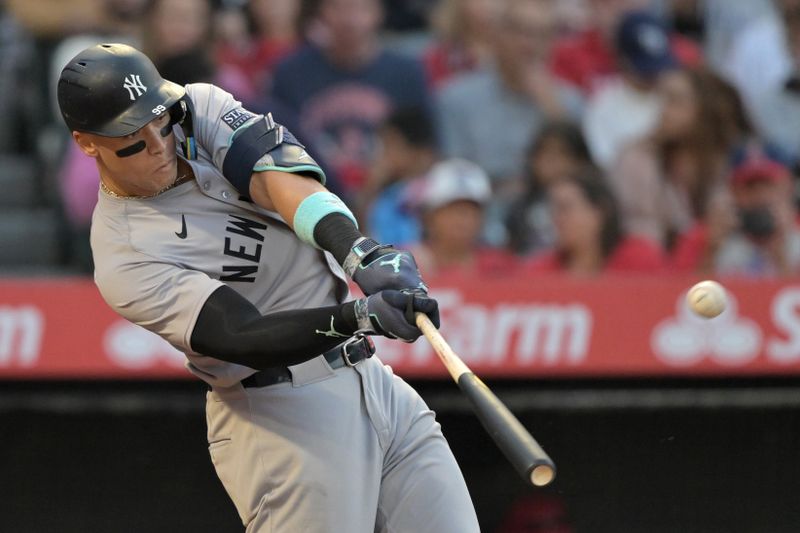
[123,74,147,101]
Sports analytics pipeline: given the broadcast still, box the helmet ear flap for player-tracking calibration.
[168,100,186,127]
[172,98,197,160]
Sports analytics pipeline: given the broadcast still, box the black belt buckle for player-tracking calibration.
[341,335,374,367]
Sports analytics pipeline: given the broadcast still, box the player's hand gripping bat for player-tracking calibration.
[415,313,556,487]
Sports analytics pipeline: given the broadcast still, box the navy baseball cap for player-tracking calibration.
[615,10,677,77]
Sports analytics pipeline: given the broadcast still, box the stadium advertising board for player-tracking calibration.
[1,277,799,378]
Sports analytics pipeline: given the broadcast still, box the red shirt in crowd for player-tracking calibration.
[523,236,667,274]
[409,245,521,281]
[550,29,617,95]
[671,223,709,272]
[550,29,703,95]
[422,42,481,89]
[215,38,298,99]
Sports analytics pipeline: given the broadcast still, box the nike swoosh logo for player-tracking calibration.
[175,214,187,239]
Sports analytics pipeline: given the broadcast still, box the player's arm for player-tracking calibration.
[190,83,427,295]
[222,124,429,296]
[190,285,439,369]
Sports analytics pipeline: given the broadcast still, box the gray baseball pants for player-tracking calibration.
[205,355,480,532]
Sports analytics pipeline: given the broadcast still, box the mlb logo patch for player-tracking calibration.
[222,109,255,130]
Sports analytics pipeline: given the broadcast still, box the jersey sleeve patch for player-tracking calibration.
[222,109,256,131]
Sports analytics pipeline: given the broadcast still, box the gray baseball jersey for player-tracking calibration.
[91,83,349,388]
[90,82,480,532]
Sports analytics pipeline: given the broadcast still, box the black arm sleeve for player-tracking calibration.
[313,212,364,264]
[190,285,359,370]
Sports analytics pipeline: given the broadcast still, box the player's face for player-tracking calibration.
[75,114,179,196]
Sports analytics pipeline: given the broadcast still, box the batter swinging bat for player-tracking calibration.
[415,313,556,487]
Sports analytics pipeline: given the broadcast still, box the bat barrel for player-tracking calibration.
[457,372,556,487]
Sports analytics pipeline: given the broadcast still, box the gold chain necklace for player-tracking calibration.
[100,169,193,199]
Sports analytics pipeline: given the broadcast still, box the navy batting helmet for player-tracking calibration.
[57,43,185,137]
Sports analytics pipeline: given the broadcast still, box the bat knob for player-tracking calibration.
[530,464,556,487]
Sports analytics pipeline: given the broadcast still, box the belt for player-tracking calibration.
[241,335,375,389]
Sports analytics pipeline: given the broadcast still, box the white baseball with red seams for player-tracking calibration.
[687,280,728,319]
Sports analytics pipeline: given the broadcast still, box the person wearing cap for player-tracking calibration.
[407,158,518,278]
[57,43,479,532]
[582,9,680,170]
[673,144,800,276]
[436,0,586,249]
[550,0,700,96]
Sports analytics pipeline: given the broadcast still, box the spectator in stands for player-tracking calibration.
[437,0,583,189]
[525,169,666,275]
[727,0,800,164]
[609,67,749,248]
[583,10,679,169]
[214,0,300,103]
[701,0,777,75]
[550,0,700,96]
[360,107,437,247]
[672,144,800,276]
[270,0,429,201]
[436,0,583,248]
[717,0,787,110]
[408,159,518,279]
[142,0,214,85]
[423,0,500,89]
[551,0,647,95]
[505,121,592,256]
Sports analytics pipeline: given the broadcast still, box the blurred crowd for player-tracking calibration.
[3,0,800,280]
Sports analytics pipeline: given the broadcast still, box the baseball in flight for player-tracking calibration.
[686,280,727,319]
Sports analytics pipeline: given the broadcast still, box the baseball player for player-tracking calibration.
[57,44,480,532]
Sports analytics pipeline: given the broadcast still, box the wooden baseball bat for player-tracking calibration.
[415,312,556,487]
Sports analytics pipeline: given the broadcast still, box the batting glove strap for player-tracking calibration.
[353,298,377,335]
[343,237,392,277]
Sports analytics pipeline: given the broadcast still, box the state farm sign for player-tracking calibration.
[653,287,800,368]
[1,277,799,378]
[0,305,43,367]
[376,290,592,368]
[103,320,185,369]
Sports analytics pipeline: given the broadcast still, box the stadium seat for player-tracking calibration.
[0,208,61,266]
[0,154,38,208]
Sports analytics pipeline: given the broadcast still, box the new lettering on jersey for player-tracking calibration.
[221,215,267,282]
